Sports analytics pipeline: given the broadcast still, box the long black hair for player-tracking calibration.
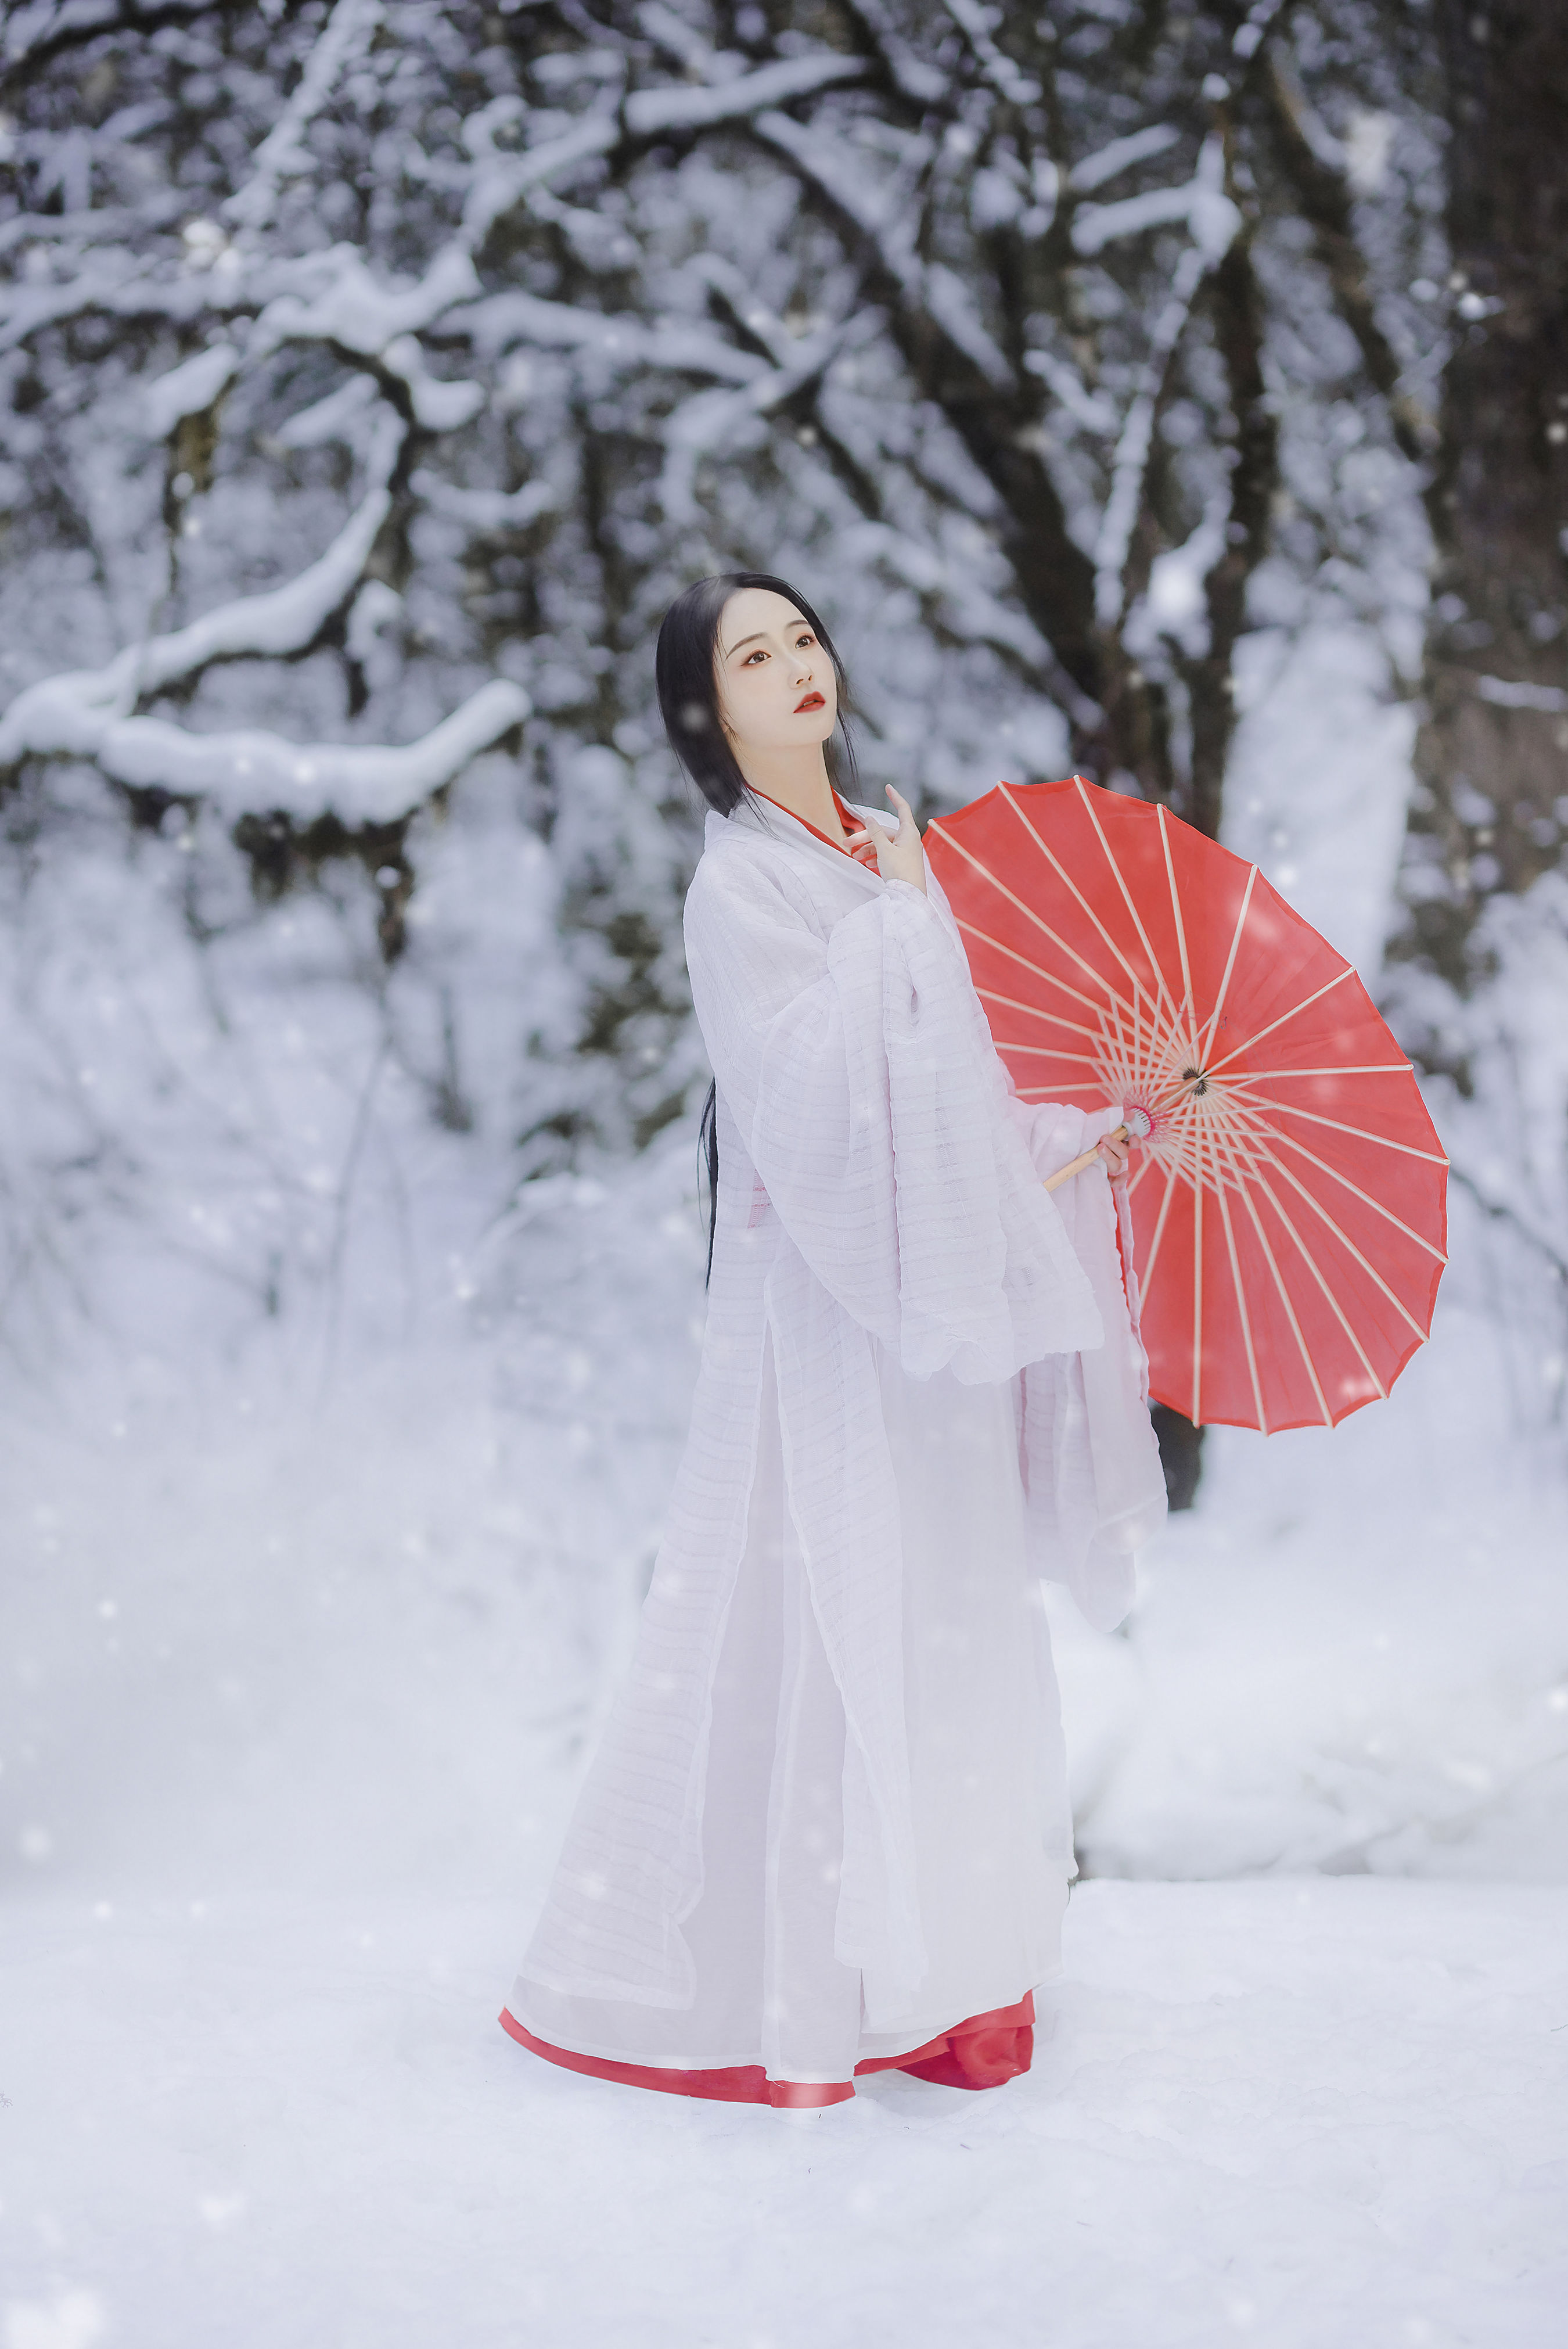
[656,573,857,1280]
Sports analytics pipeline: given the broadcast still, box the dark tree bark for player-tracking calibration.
[1150,1404,1205,1513]
[1183,229,1276,845]
[1393,0,1568,1018]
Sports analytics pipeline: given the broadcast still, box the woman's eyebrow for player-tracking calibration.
[721,614,808,657]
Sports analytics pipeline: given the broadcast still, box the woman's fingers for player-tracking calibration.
[838,787,925,889]
[879,785,927,892]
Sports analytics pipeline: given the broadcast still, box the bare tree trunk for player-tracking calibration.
[1185,226,1278,845]
[1394,0,1568,1023]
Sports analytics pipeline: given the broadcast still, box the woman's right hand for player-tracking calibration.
[1096,1127,1132,1184]
[844,785,926,893]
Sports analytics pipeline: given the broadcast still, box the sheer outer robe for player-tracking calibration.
[519,799,1166,2030]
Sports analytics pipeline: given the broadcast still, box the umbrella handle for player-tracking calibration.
[1043,1123,1131,1194]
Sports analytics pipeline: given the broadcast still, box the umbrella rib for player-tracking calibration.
[1261,1127,1449,1264]
[957,920,1111,1018]
[1136,1152,1182,1311]
[1104,1062,1143,1114]
[1208,1134,1268,1432]
[1245,1164,1390,1406]
[1017,1083,1108,1096]
[1190,1119,1204,1424]
[1156,806,1197,1040]
[1136,989,1191,1102]
[1228,1172,1337,1425]
[1130,983,1150,1101]
[1146,1095,1204,1191]
[1196,863,1258,1066]
[1232,1065,1413,1080]
[997,782,1167,1023]
[1002,1045,1112,1065]
[1096,986,1133,1068]
[1258,1153,1433,1339]
[1233,1096,1449,1166]
[1115,996,1174,1102]
[1202,966,1355,1075]
[939,833,1139,1017]
[1074,777,1184,1030]
[977,987,1105,1042]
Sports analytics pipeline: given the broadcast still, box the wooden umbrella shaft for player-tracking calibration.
[1043,1123,1129,1194]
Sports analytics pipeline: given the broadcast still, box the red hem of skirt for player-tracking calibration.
[498,1989,1034,2106]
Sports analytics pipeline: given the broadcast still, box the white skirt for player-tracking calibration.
[506,1342,1075,2095]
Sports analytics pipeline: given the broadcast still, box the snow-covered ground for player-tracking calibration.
[5,1879,1565,2348]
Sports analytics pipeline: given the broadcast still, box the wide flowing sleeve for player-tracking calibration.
[685,843,1103,1384]
[1008,1099,1168,1629]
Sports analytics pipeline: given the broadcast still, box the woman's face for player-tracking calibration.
[714,587,837,757]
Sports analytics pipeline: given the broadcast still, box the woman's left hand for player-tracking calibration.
[843,786,926,893]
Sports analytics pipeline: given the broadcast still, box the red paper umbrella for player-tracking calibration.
[925,775,1449,1432]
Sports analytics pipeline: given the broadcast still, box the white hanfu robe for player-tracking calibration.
[503,791,1166,2104]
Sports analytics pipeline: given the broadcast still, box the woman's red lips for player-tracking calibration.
[794,692,825,711]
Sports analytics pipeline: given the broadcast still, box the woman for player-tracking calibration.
[501,573,1166,2110]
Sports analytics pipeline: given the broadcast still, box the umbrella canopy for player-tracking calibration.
[925,776,1448,1433]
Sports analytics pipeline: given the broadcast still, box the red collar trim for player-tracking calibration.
[749,786,866,859]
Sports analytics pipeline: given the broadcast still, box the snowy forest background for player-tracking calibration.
[3,0,1567,1928]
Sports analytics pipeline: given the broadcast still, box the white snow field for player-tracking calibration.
[5,1879,1565,2349]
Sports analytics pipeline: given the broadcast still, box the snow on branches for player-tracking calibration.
[0,0,1447,1198]
[1,2,1427,824]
